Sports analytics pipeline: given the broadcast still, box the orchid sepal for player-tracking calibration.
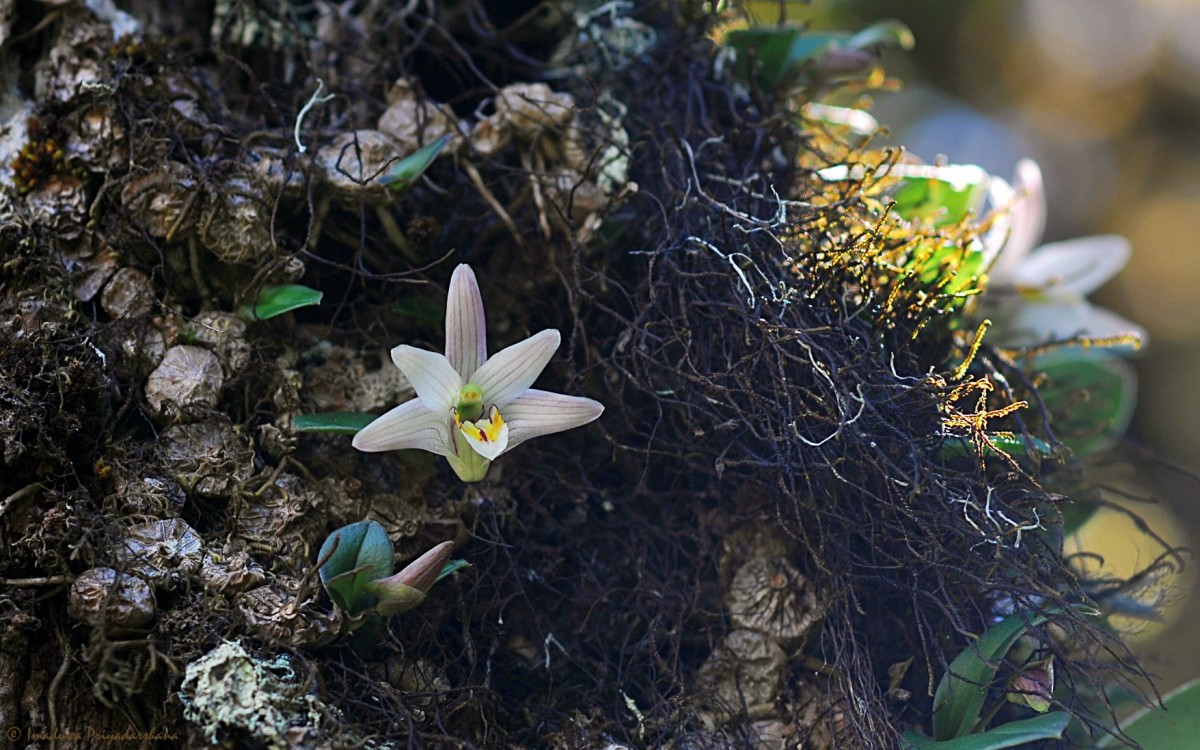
[504,389,606,450]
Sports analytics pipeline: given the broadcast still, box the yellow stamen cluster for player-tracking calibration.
[454,404,505,444]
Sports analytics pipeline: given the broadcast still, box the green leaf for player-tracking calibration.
[724,26,838,91]
[932,612,1050,740]
[379,133,451,190]
[1034,351,1136,456]
[318,521,394,613]
[905,240,985,298]
[936,434,1053,461]
[904,712,1070,749]
[1058,500,1098,538]
[1098,676,1200,748]
[362,580,426,616]
[293,412,377,434]
[891,166,990,227]
[723,20,912,94]
[437,559,471,582]
[239,284,323,321]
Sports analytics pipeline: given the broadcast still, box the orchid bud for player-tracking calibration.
[815,47,875,77]
[379,133,451,190]
[364,541,455,616]
[1006,657,1054,713]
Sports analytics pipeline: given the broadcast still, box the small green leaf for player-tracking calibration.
[1098,676,1200,748]
[724,20,911,94]
[318,521,394,613]
[293,412,378,434]
[1034,351,1136,456]
[362,580,427,616]
[437,559,471,582]
[891,166,990,227]
[239,284,323,321]
[936,434,1053,461]
[905,240,985,298]
[380,133,451,190]
[932,612,1050,740]
[904,712,1071,749]
[724,26,839,91]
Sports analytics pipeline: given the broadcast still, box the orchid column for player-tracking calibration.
[353,264,604,482]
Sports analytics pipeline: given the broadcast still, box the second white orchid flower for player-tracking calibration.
[352,264,604,482]
[984,159,1146,351]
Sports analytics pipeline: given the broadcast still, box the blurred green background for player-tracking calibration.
[745,0,1200,690]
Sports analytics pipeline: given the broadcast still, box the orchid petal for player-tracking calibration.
[391,345,462,411]
[981,174,1013,272]
[445,264,488,380]
[1011,235,1130,296]
[988,159,1046,285]
[995,298,1146,350]
[352,398,452,456]
[503,389,604,450]
[471,329,561,407]
[1010,160,1047,263]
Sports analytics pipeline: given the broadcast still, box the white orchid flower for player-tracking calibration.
[352,264,604,482]
[983,159,1145,351]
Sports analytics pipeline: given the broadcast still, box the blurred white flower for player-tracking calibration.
[983,159,1145,351]
[353,264,604,482]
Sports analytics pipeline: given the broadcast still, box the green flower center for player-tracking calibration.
[455,382,484,422]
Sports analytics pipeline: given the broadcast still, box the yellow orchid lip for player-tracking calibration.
[453,404,509,460]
